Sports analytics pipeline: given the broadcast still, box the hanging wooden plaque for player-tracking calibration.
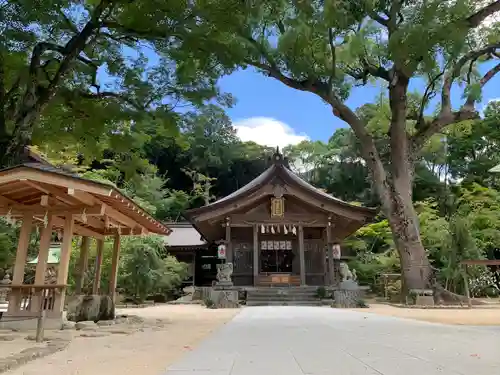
[270,197,285,218]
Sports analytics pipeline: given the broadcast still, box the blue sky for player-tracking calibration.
[219,64,500,148]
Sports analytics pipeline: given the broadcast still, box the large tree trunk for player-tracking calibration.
[384,188,432,290]
[369,160,432,290]
[383,77,432,290]
[0,112,39,168]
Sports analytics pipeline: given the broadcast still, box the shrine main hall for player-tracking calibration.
[173,150,377,287]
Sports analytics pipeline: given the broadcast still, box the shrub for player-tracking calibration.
[204,298,215,309]
[356,299,369,308]
[386,280,402,302]
[118,236,188,303]
[315,286,328,299]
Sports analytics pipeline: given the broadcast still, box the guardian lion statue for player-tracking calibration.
[216,262,234,283]
[339,262,356,282]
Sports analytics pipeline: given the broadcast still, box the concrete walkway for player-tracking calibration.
[164,306,500,375]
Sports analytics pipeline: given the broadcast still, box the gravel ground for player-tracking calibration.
[354,303,500,325]
[3,305,240,375]
[0,332,46,359]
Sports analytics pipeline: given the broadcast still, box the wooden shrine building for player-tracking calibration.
[185,149,377,287]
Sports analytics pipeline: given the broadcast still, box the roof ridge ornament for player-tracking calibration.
[273,146,283,163]
[272,145,290,168]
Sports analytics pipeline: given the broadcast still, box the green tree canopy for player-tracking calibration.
[184,0,500,289]
[1,0,232,166]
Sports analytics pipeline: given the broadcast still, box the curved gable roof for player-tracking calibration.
[185,155,377,220]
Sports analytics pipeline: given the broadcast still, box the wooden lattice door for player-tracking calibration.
[304,239,325,285]
[232,241,253,286]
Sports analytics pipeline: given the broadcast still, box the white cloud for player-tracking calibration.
[480,97,500,116]
[233,117,309,149]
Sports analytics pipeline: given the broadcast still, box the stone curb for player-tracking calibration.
[115,303,155,308]
[166,300,203,305]
[386,303,471,309]
[0,338,70,374]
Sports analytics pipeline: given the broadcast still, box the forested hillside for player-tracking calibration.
[7,97,498,299]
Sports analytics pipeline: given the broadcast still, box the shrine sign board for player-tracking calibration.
[270,197,285,218]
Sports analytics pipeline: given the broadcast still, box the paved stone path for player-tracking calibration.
[164,306,500,375]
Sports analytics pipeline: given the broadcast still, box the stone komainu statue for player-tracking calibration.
[339,262,357,282]
[0,273,11,303]
[216,262,233,283]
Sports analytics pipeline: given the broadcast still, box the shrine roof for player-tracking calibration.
[490,164,500,173]
[28,244,61,264]
[0,163,171,237]
[185,149,377,219]
[163,222,206,248]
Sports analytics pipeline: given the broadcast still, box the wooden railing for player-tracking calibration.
[0,284,66,316]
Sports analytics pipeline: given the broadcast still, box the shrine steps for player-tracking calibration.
[245,287,325,307]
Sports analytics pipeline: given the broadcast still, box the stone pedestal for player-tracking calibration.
[339,280,359,290]
[209,289,239,308]
[333,281,363,308]
[409,289,434,306]
[214,281,234,287]
[415,295,435,306]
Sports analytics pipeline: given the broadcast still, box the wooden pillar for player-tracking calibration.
[322,228,328,284]
[33,216,54,312]
[109,234,121,303]
[253,224,259,285]
[34,216,54,284]
[225,217,232,263]
[8,213,33,314]
[12,214,33,284]
[92,239,104,294]
[53,215,74,314]
[298,225,306,286]
[192,251,196,286]
[74,236,90,295]
[327,221,334,286]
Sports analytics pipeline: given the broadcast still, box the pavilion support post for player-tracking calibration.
[225,218,233,263]
[322,229,328,285]
[192,251,196,286]
[53,215,74,315]
[34,216,54,284]
[463,264,472,308]
[326,221,334,286]
[8,213,33,314]
[109,234,121,304]
[298,225,306,286]
[253,224,259,286]
[33,215,54,312]
[93,239,104,294]
[74,236,90,295]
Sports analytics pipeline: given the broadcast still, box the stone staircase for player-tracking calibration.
[245,287,324,306]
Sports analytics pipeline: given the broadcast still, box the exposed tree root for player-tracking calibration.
[432,283,486,306]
